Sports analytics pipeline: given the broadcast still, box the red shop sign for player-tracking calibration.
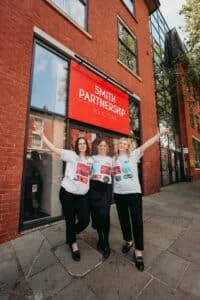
[68,61,130,135]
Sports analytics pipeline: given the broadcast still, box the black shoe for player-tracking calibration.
[103,246,111,259]
[70,246,81,261]
[122,242,133,254]
[133,252,144,272]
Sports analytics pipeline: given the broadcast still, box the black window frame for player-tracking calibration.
[20,37,70,231]
[118,19,138,75]
[30,39,70,118]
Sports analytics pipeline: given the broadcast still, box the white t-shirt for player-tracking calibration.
[91,155,112,184]
[60,150,93,195]
[113,148,142,194]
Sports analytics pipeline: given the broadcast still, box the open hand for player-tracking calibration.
[33,123,43,136]
[160,128,169,136]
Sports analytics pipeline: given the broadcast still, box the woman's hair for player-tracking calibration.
[114,137,132,158]
[97,138,109,154]
[74,137,90,156]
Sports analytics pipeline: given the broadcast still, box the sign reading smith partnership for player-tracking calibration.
[68,61,130,135]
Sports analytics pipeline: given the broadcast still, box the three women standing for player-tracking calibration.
[34,124,168,269]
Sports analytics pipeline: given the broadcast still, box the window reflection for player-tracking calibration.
[122,0,134,14]
[23,43,68,222]
[24,114,66,221]
[31,44,68,116]
[129,99,140,138]
[52,0,87,29]
[118,20,138,74]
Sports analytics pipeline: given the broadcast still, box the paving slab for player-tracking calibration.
[84,254,151,300]
[143,200,160,221]
[29,239,59,277]
[179,263,200,298]
[54,280,97,300]
[9,278,34,300]
[144,218,182,250]
[0,259,19,300]
[169,237,200,266]
[79,229,98,250]
[148,251,189,288]
[28,264,71,300]
[0,241,14,263]
[178,222,200,244]
[41,221,66,247]
[11,231,44,275]
[137,278,198,300]
[147,213,191,232]
[54,240,102,277]
[12,231,58,277]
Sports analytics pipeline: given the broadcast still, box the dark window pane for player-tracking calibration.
[31,44,68,116]
[192,138,200,168]
[119,22,136,54]
[119,42,137,73]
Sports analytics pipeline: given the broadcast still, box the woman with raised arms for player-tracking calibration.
[34,124,93,262]
[113,129,169,271]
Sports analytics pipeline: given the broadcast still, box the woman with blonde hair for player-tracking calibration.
[113,129,169,271]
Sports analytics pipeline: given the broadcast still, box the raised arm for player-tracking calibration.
[34,124,62,156]
[140,128,169,155]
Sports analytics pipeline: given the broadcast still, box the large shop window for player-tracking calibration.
[23,42,68,223]
[118,19,138,75]
[52,0,87,29]
[122,0,135,15]
[192,137,200,169]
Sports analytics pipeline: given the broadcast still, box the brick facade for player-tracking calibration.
[177,65,200,180]
[0,0,159,243]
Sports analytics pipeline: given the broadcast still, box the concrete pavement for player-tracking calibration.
[0,181,200,299]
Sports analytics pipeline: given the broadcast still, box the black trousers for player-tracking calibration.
[89,181,112,241]
[59,187,90,245]
[114,193,144,251]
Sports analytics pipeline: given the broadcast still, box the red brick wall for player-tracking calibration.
[177,65,200,179]
[0,0,34,242]
[0,0,159,242]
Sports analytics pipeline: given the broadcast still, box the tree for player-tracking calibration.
[180,0,200,87]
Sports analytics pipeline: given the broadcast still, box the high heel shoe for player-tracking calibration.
[133,251,144,272]
[69,245,80,261]
[122,242,133,254]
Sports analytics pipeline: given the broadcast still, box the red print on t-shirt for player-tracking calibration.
[76,163,90,177]
[100,165,111,175]
[113,166,121,175]
[77,175,88,184]
[92,174,101,180]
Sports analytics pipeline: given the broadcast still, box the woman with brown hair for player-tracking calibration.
[113,129,169,271]
[89,139,113,259]
[34,125,93,261]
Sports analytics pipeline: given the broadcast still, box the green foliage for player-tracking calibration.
[180,0,200,88]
